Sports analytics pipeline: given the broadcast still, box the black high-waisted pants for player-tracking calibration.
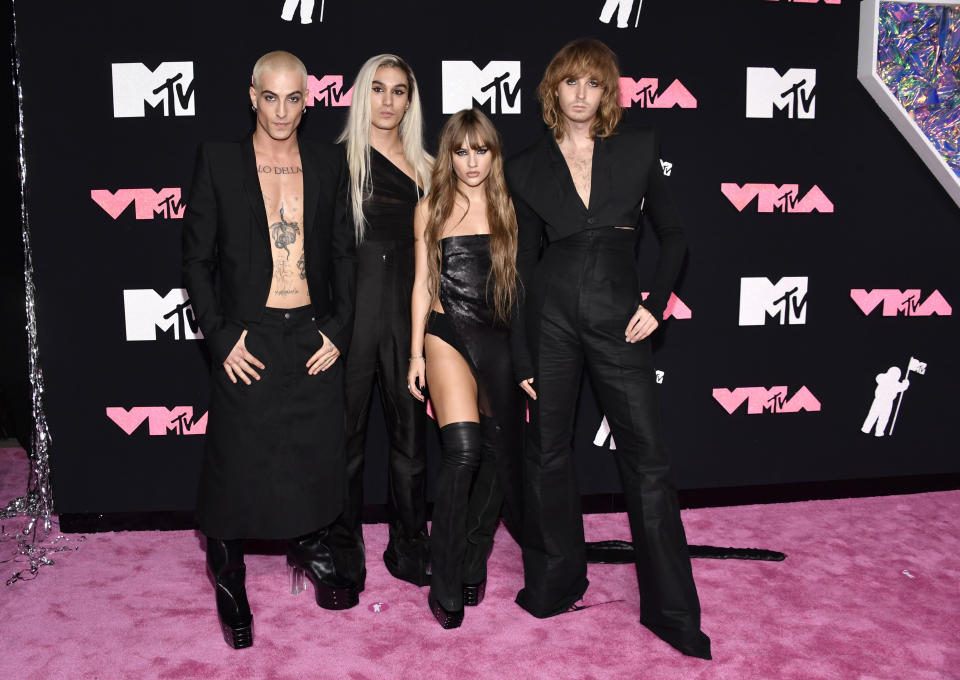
[516,228,704,649]
[330,238,428,584]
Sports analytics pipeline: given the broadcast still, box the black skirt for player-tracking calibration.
[196,305,345,539]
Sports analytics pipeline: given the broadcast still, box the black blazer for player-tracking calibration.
[505,126,687,380]
[182,136,356,363]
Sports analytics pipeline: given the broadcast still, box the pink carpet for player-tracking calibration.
[1,446,958,679]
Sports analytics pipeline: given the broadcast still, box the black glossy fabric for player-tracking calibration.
[512,228,710,659]
[363,148,422,241]
[426,235,524,610]
[330,151,429,587]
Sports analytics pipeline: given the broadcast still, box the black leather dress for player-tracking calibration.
[426,235,523,609]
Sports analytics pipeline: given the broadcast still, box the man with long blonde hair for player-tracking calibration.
[327,54,434,590]
[506,39,711,659]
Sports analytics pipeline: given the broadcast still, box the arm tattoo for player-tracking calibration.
[270,203,301,258]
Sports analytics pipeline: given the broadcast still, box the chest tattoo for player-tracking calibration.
[270,203,300,258]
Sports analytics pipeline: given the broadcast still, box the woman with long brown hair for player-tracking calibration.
[407,108,523,629]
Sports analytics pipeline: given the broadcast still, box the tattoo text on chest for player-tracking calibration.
[270,203,301,258]
[273,257,299,296]
[258,164,302,175]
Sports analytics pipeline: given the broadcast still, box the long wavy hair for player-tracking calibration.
[336,54,432,243]
[538,38,622,140]
[424,109,518,325]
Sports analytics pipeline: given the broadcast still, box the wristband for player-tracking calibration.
[409,354,424,360]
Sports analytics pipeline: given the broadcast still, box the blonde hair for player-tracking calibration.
[424,109,518,325]
[252,51,307,91]
[337,54,432,243]
[538,39,622,140]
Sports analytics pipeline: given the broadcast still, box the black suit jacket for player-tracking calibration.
[182,136,356,363]
[506,126,687,380]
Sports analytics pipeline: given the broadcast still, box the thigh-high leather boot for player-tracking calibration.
[287,527,360,610]
[428,421,482,628]
[206,537,253,649]
[461,415,505,606]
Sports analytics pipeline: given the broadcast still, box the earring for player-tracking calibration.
[251,105,257,112]
[302,107,306,113]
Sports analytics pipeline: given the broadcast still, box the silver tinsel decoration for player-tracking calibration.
[0,0,83,585]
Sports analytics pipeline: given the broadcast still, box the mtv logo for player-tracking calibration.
[720,183,833,213]
[712,386,821,414]
[739,277,808,326]
[619,78,697,109]
[306,75,353,107]
[850,289,952,317]
[91,188,185,220]
[111,62,195,117]
[746,67,816,119]
[106,406,207,435]
[442,61,521,114]
[124,289,202,341]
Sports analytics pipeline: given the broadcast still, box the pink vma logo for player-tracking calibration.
[713,386,821,414]
[850,289,952,317]
[641,292,692,319]
[721,183,833,213]
[306,75,352,107]
[619,78,697,108]
[106,406,207,435]
[91,188,185,220]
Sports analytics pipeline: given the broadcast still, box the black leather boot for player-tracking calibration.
[428,421,482,629]
[287,528,360,610]
[206,537,253,649]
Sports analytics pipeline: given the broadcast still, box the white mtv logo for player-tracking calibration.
[442,61,521,115]
[124,289,202,341]
[112,62,195,117]
[739,277,808,326]
[746,67,816,119]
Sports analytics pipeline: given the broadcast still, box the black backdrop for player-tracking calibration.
[14,0,958,516]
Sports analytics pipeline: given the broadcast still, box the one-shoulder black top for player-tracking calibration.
[362,148,423,242]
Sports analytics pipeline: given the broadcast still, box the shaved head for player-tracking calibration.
[252,51,308,91]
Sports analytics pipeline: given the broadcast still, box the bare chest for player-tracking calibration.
[257,157,311,307]
[559,143,594,209]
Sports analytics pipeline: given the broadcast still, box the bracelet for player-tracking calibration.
[409,355,424,360]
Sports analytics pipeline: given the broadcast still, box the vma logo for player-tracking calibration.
[740,277,808,326]
[850,289,952,317]
[107,406,207,436]
[442,61,521,115]
[721,183,833,213]
[713,386,821,414]
[111,62,195,118]
[641,292,692,320]
[91,188,185,220]
[124,289,202,341]
[746,67,815,119]
[619,78,697,108]
[306,75,352,107]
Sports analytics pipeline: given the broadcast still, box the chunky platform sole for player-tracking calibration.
[462,580,486,607]
[288,559,360,610]
[428,592,464,629]
[219,618,253,649]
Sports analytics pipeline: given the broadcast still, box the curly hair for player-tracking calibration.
[537,38,622,140]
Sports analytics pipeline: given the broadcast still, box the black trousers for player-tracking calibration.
[516,228,705,647]
[330,238,428,583]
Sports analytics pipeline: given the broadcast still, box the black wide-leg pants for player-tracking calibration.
[330,238,428,584]
[516,228,705,648]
